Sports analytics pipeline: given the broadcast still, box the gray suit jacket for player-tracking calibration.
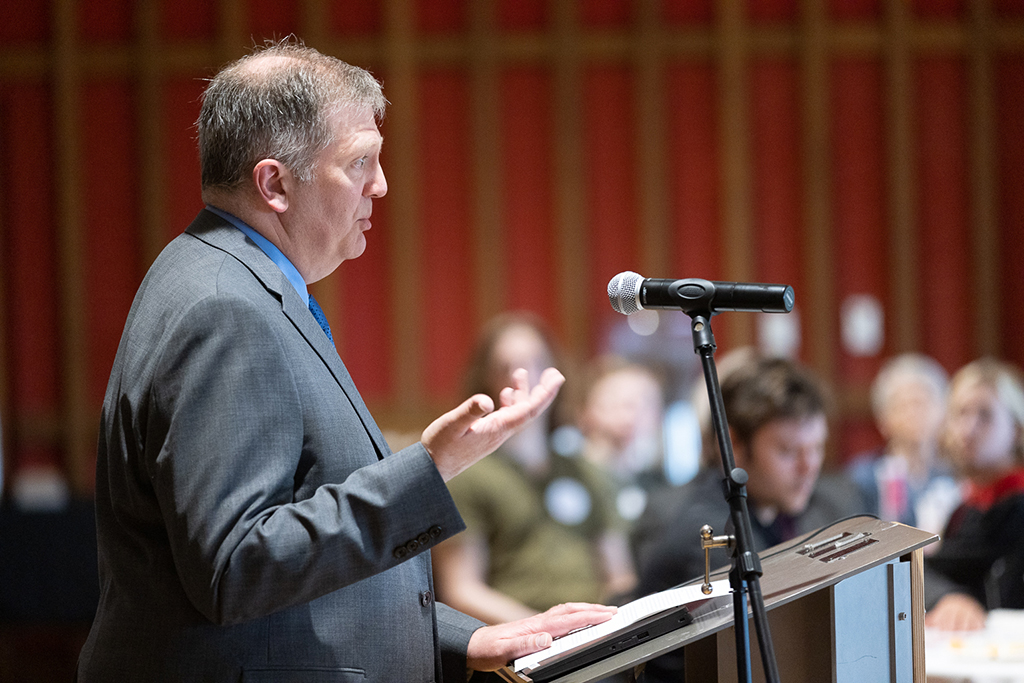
[78,209,482,682]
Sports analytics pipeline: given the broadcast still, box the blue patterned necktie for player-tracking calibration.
[308,294,334,344]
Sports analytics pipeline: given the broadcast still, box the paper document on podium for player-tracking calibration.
[513,579,730,680]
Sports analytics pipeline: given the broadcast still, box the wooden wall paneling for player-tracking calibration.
[635,0,672,283]
[470,0,504,329]
[969,0,1000,358]
[4,85,61,472]
[216,0,249,65]
[383,0,425,412]
[137,0,165,273]
[800,0,835,382]
[299,0,329,45]
[419,69,474,401]
[830,58,889,387]
[54,0,90,494]
[995,56,1024,369]
[552,0,588,355]
[501,68,559,324]
[995,17,1024,49]
[884,0,920,354]
[717,0,756,349]
[584,63,641,334]
[917,57,971,371]
[1,0,1023,477]
[667,62,722,282]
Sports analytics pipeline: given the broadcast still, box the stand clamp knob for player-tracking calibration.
[699,524,735,594]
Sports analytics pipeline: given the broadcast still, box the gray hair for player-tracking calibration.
[870,353,949,419]
[197,38,386,191]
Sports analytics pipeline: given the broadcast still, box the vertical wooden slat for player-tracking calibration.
[217,0,248,64]
[884,0,919,354]
[382,0,423,411]
[800,0,834,380]
[300,0,329,46]
[54,0,91,494]
[635,0,671,279]
[552,0,588,354]
[969,0,999,358]
[469,1,503,327]
[137,0,165,271]
[717,0,755,346]
[910,548,927,683]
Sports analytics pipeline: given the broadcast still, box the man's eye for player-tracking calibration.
[354,157,367,170]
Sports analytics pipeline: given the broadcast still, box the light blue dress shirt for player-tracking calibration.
[205,205,309,306]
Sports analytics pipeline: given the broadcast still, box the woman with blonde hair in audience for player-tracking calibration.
[924,357,1024,631]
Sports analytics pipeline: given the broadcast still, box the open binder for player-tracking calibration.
[509,580,730,682]
[498,516,937,683]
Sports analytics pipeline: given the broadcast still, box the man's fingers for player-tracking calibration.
[533,603,616,638]
[503,632,553,662]
[467,631,554,671]
[421,394,494,451]
[467,394,494,417]
[538,367,566,391]
[444,395,495,431]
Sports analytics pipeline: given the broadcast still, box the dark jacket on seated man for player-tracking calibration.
[628,355,865,683]
[634,468,866,595]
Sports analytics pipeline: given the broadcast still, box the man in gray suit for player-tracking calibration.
[77,40,614,682]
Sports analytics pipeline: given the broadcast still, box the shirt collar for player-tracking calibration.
[205,205,309,306]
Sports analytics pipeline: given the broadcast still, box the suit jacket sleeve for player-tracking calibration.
[437,602,485,682]
[140,288,464,625]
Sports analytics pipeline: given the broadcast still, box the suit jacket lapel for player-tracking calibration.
[185,210,392,460]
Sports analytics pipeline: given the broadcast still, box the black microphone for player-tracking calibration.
[608,271,794,316]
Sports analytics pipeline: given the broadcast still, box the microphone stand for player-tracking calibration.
[688,312,780,683]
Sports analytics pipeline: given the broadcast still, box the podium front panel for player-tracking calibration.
[533,517,936,683]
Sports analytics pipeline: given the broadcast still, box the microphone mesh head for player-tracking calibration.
[608,271,643,315]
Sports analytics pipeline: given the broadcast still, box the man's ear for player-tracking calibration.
[253,159,290,213]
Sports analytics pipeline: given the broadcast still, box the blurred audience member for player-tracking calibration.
[634,355,864,591]
[924,358,1024,631]
[432,313,635,624]
[576,356,668,525]
[634,358,860,593]
[846,354,961,535]
[601,311,705,486]
[631,355,864,681]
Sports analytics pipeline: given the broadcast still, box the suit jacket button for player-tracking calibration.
[417,532,431,545]
[420,590,433,606]
[405,539,420,553]
[429,525,443,538]
[393,546,408,560]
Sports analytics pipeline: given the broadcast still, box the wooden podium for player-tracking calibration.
[522,516,937,683]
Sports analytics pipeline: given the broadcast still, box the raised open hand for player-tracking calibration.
[421,367,565,481]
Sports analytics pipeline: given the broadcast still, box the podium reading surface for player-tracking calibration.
[509,516,936,683]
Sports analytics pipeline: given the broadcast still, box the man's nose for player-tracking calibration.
[368,165,387,198]
[798,451,820,475]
